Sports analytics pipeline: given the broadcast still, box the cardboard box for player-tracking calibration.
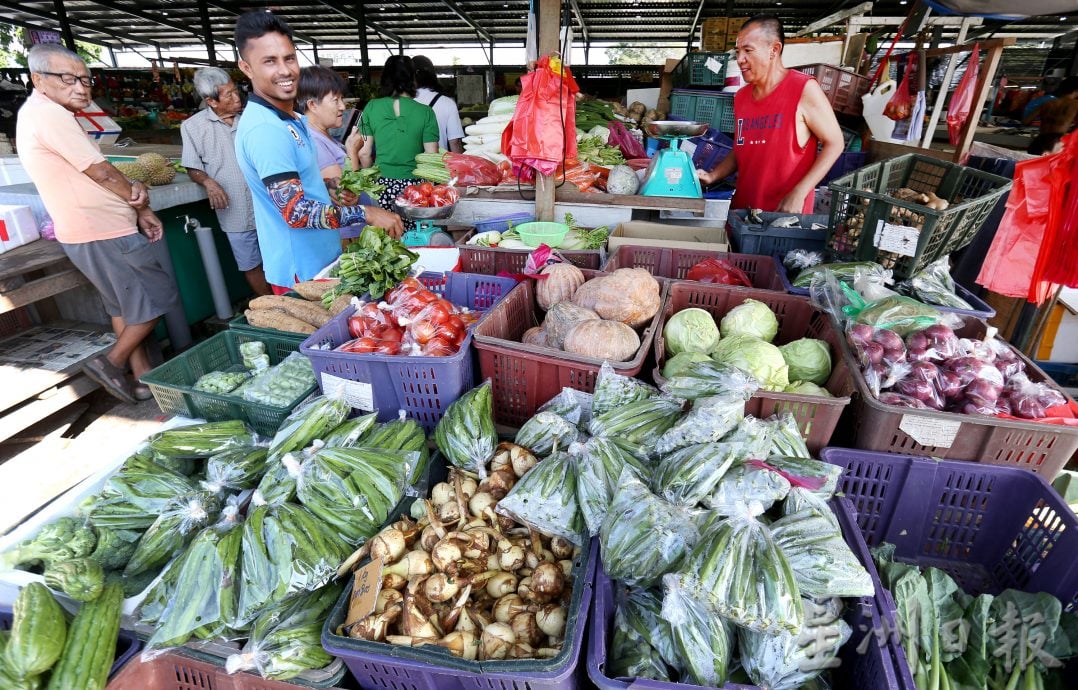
[608,221,727,251]
[701,17,728,51]
[0,204,39,255]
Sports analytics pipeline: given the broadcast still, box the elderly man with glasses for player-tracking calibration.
[181,67,270,295]
[17,43,178,405]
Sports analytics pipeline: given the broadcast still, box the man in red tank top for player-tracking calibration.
[699,15,844,214]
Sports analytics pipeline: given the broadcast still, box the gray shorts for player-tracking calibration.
[225,230,262,272]
[62,233,178,325]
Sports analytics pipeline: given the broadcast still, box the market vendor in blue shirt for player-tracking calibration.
[233,10,403,293]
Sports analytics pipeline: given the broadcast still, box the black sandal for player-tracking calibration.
[82,355,137,404]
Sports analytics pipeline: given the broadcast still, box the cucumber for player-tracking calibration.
[46,583,122,690]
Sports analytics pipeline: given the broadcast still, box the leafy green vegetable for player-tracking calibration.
[711,335,790,392]
[338,162,386,198]
[576,135,625,166]
[720,299,779,342]
[778,338,832,385]
[323,228,418,302]
[664,308,720,356]
[561,212,609,250]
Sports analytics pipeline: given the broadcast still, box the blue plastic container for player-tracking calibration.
[300,272,518,432]
[474,212,535,234]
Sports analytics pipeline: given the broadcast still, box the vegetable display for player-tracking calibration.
[322,229,419,303]
[396,180,460,208]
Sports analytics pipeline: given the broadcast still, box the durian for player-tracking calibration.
[114,161,150,183]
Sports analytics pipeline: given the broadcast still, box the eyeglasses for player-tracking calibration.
[41,72,93,87]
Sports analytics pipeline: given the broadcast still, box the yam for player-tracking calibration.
[249,295,332,327]
[245,309,316,334]
[293,279,340,301]
[327,294,356,316]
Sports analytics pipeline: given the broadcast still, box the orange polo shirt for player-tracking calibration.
[16,90,137,244]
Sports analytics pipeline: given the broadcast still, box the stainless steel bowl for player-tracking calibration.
[393,202,456,220]
[645,120,710,139]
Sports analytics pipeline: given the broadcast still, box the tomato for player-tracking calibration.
[418,181,434,197]
[339,337,378,354]
[420,301,452,326]
[422,336,457,357]
[447,315,466,332]
[375,341,402,355]
[379,326,404,343]
[409,319,438,345]
[401,188,426,206]
[440,322,465,345]
[347,315,366,338]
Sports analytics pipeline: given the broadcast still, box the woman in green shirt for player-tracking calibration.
[351,55,439,219]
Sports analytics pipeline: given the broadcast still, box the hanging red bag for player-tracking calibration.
[883,62,914,121]
[947,43,980,146]
[501,56,579,181]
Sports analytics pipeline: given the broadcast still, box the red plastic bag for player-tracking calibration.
[607,120,646,160]
[883,65,913,121]
[501,56,579,180]
[686,258,752,286]
[947,43,980,146]
[443,153,501,186]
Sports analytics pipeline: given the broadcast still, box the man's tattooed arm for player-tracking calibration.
[263,173,365,229]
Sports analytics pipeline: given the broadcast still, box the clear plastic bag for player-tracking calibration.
[240,341,270,372]
[251,451,305,507]
[588,397,684,456]
[608,596,671,682]
[764,456,844,498]
[615,585,682,673]
[142,509,245,655]
[812,270,959,336]
[321,413,379,449]
[236,503,349,626]
[738,598,852,690]
[575,437,649,536]
[770,509,874,598]
[203,446,270,493]
[908,257,973,309]
[794,261,883,289]
[783,249,825,273]
[783,487,839,526]
[654,395,745,455]
[538,387,594,429]
[592,362,660,417]
[434,380,497,477]
[706,461,792,514]
[665,504,803,634]
[147,420,257,459]
[768,413,811,459]
[1003,372,1068,419]
[653,442,743,508]
[852,265,898,302]
[123,490,224,579]
[599,468,700,587]
[83,460,199,530]
[239,352,318,407]
[496,448,586,544]
[267,394,352,460]
[226,583,341,680]
[659,572,734,687]
[296,447,414,545]
[659,359,759,401]
[515,411,580,457]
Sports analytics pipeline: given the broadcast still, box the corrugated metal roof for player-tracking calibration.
[0,1,1073,52]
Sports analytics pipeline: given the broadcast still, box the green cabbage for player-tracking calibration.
[711,335,789,392]
[778,338,832,385]
[720,299,779,343]
[664,308,720,356]
[662,352,713,380]
[784,381,833,397]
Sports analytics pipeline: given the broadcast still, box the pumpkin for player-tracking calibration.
[572,268,661,329]
[522,326,550,347]
[536,263,586,311]
[562,320,640,362]
[542,301,600,349]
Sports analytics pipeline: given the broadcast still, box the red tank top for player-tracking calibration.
[731,70,818,213]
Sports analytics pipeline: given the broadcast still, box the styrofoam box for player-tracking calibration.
[0,416,198,617]
[0,204,40,255]
[0,156,31,186]
[75,101,122,146]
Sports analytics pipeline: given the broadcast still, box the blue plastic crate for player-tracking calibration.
[726,209,830,257]
[300,272,518,432]
[474,212,534,234]
[690,128,733,172]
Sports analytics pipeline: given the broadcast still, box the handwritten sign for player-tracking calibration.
[345,557,383,627]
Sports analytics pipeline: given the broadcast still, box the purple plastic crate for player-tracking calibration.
[474,212,535,234]
[691,129,733,172]
[322,540,598,690]
[587,496,904,690]
[299,272,518,432]
[774,258,996,320]
[821,448,1078,690]
[0,606,140,680]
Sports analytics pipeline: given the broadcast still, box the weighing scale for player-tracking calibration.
[394,202,456,247]
[640,120,710,199]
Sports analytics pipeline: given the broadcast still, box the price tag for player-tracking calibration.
[874,220,921,258]
[345,557,383,627]
[679,139,698,156]
[899,415,961,448]
[322,373,374,411]
[705,57,723,74]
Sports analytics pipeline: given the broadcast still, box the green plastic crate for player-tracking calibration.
[228,313,309,359]
[141,330,314,436]
[826,154,1012,280]
[669,90,735,133]
[672,52,730,87]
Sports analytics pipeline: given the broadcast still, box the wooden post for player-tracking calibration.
[952,41,1005,163]
[534,0,561,222]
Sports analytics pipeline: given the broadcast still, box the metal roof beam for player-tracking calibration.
[200,2,321,46]
[0,15,118,49]
[569,0,589,44]
[439,0,493,43]
[0,2,162,48]
[82,0,220,43]
[313,1,404,44]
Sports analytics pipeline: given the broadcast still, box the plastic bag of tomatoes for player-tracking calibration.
[334,277,478,357]
[397,182,460,208]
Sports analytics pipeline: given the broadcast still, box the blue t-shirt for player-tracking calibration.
[235,94,341,286]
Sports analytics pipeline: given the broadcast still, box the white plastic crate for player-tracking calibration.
[0,204,40,255]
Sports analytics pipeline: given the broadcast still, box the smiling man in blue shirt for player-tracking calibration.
[233,11,403,292]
